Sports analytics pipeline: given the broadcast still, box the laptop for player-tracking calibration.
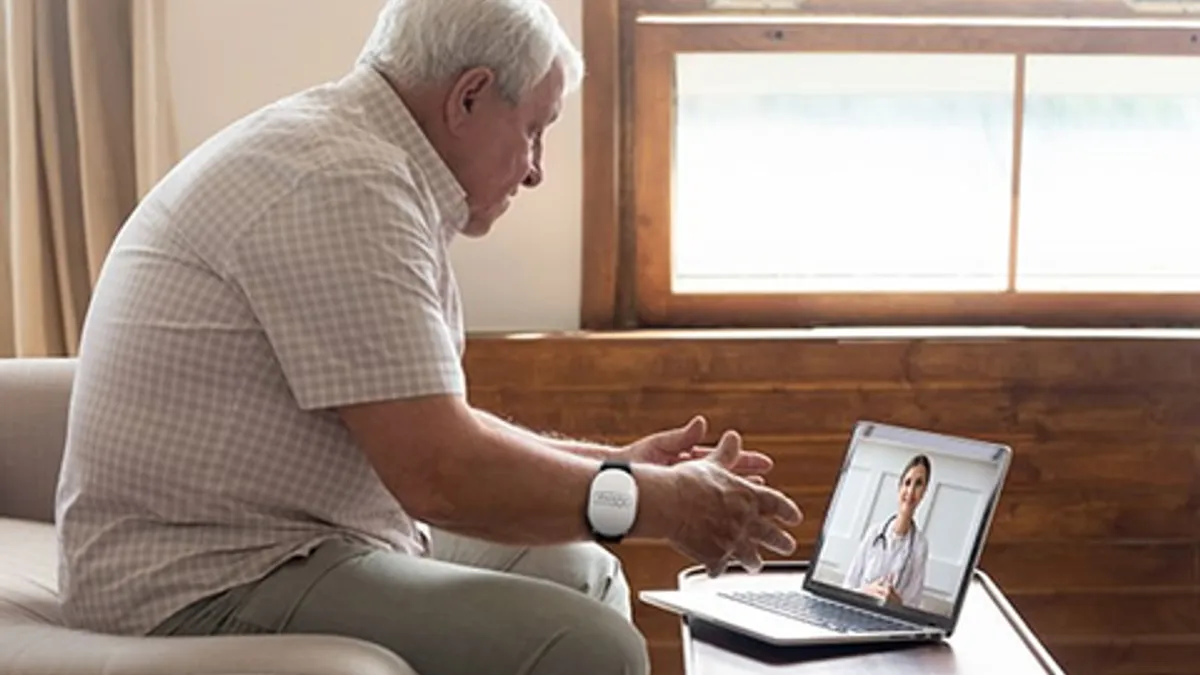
[639,420,1012,647]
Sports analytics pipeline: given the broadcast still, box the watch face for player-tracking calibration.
[593,489,635,509]
[589,468,639,538]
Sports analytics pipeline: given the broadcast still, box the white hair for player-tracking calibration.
[358,0,584,103]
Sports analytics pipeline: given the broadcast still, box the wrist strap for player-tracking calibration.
[601,458,633,474]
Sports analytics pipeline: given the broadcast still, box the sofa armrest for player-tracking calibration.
[1,626,420,675]
[0,358,76,523]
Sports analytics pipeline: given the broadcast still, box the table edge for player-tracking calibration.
[676,561,1066,675]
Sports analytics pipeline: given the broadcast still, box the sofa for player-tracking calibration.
[0,357,421,675]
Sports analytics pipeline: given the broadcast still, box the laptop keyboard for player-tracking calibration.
[718,590,916,634]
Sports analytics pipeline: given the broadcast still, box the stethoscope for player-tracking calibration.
[868,514,917,588]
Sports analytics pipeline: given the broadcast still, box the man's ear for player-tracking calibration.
[446,66,495,135]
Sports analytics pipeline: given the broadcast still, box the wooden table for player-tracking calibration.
[674,562,1066,675]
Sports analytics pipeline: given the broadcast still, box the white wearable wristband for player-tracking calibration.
[586,459,639,544]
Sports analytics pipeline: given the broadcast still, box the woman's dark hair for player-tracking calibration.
[902,454,932,484]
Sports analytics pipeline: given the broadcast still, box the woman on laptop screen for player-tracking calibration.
[843,454,932,608]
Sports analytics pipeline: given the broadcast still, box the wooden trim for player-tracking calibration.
[635,19,1200,55]
[652,292,1200,328]
[1007,54,1026,292]
[631,22,677,326]
[617,3,642,328]
[580,0,622,329]
[464,333,1200,675]
[627,0,1170,19]
[626,16,1200,328]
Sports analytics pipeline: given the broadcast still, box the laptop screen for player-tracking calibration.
[804,421,1011,630]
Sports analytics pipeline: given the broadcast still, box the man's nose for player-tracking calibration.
[522,165,543,189]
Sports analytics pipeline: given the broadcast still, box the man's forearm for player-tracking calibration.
[473,408,618,461]
[341,397,672,547]
[411,411,671,545]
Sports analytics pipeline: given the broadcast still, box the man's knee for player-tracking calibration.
[429,528,633,619]
[281,545,646,675]
[551,543,625,597]
[513,542,631,616]
[534,596,650,675]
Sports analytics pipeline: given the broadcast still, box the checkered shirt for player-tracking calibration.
[54,64,470,636]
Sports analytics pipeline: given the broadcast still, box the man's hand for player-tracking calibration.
[619,416,774,484]
[661,429,803,577]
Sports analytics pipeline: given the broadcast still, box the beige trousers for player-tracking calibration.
[150,530,646,675]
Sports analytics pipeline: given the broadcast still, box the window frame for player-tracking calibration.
[581,0,1200,329]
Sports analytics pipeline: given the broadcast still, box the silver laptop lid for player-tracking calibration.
[803,421,1012,635]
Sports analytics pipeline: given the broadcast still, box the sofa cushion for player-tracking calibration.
[0,358,75,524]
[0,518,62,626]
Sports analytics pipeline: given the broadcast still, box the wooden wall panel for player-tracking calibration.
[463,333,1200,675]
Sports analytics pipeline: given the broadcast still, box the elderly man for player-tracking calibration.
[54,0,803,673]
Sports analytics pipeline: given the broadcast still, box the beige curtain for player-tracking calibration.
[1,0,178,358]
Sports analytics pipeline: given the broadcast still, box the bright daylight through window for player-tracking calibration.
[670,50,1200,295]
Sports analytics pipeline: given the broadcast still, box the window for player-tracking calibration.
[1019,54,1200,292]
[581,0,1200,328]
[672,50,1017,295]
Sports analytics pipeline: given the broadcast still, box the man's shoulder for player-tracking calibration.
[147,88,436,238]
[250,99,435,206]
[230,70,461,228]
[190,88,419,188]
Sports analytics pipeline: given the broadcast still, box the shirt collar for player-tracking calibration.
[339,64,470,235]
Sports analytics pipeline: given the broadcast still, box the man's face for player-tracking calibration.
[442,62,565,237]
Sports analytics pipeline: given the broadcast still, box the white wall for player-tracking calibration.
[164,0,584,332]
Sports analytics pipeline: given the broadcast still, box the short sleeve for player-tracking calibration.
[225,161,465,411]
